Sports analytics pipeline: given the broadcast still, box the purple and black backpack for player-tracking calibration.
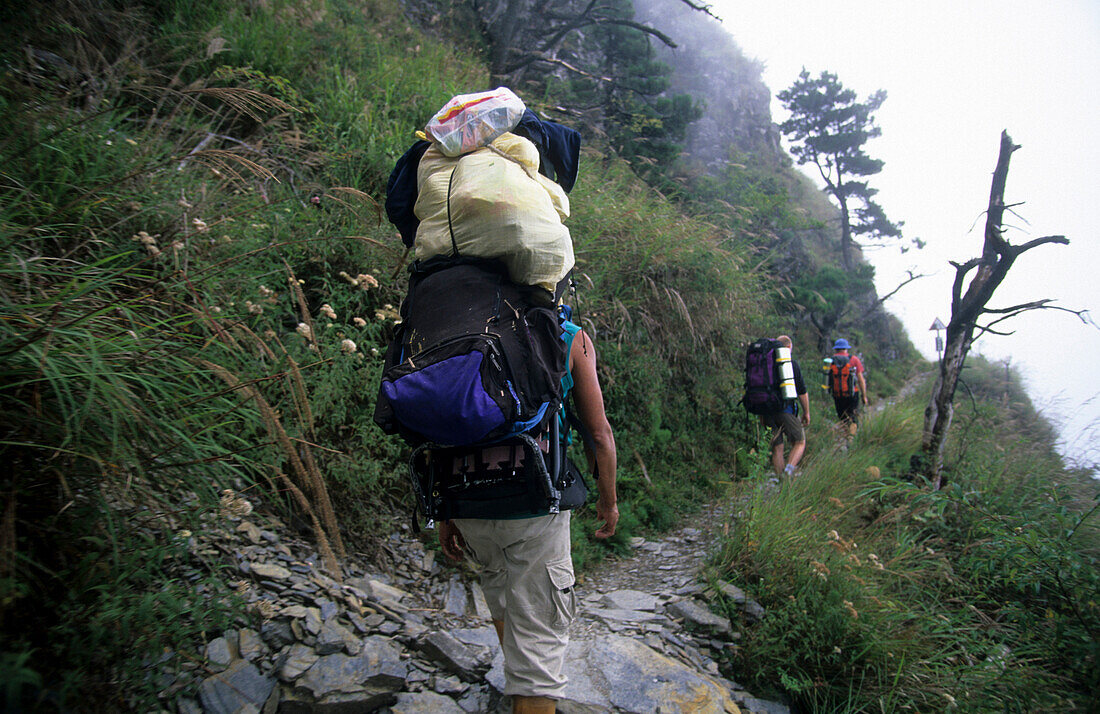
[741,337,786,415]
[374,257,565,446]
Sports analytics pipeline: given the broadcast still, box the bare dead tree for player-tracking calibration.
[921,130,1087,489]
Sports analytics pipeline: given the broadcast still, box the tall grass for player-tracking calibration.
[713,365,1100,711]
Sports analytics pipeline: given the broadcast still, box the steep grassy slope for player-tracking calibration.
[0,0,781,706]
[714,358,1100,711]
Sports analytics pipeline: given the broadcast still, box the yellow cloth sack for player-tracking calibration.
[414,132,574,293]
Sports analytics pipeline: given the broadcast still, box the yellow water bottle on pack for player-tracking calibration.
[822,357,833,391]
[775,346,798,400]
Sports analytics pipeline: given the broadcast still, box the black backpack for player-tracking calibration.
[740,338,786,415]
[373,257,584,520]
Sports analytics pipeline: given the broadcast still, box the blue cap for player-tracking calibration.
[833,338,851,350]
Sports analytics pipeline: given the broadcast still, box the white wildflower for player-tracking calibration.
[340,339,357,354]
[319,304,337,320]
[295,323,313,340]
[353,317,367,327]
[245,300,263,315]
[356,273,379,290]
[192,217,209,233]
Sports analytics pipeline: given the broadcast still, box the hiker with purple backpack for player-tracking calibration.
[741,335,810,477]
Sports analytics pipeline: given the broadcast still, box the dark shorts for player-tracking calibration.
[762,412,804,448]
[834,396,860,423]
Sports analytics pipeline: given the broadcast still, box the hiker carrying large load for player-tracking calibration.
[377,88,615,712]
[378,87,584,514]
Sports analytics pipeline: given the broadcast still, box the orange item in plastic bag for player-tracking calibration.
[424,87,526,158]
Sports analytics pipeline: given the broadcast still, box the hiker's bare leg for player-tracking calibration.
[771,443,785,474]
[788,440,806,468]
[513,696,556,713]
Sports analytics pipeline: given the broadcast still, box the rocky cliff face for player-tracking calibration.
[632,0,783,169]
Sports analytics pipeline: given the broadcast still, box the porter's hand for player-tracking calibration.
[595,501,619,539]
[439,520,466,561]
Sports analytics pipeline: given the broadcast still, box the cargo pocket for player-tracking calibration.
[546,556,577,631]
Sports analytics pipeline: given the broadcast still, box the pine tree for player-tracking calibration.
[778,69,902,269]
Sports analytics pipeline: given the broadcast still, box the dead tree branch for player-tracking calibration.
[921,130,1077,489]
[864,269,927,317]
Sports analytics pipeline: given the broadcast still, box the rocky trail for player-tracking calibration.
[157,489,791,714]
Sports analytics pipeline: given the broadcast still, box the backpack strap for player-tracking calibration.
[445,161,461,257]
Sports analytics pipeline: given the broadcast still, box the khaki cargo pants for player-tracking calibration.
[453,512,576,698]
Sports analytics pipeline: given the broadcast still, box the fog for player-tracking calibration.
[707,0,1100,473]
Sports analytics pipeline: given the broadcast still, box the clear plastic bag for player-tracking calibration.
[424,87,526,158]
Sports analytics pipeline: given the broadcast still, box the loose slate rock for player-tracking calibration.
[741,599,766,623]
[667,599,732,635]
[238,628,266,661]
[389,690,466,713]
[198,660,276,714]
[277,643,320,682]
[718,582,747,604]
[316,618,361,656]
[487,636,742,713]
[592,636,741,714]
[589,607,663,624]
[260,619,295,650]
[295,636,407,701]
[419,630,491,680]
[467,582,492,621]
[600,589,661,612]
[444,577,468,617]
[249,562,292,581]
[735,694,790,714]
[204,637,234,672]
[451,626,498,650]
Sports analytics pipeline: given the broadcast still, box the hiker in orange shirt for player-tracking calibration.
[828,338,869,437]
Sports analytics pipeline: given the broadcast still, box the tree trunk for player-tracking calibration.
[837,193,852,270]
[921,325,972,488]
[919,130,1069,488]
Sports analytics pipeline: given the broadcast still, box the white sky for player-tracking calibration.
[709,0,1100,471]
